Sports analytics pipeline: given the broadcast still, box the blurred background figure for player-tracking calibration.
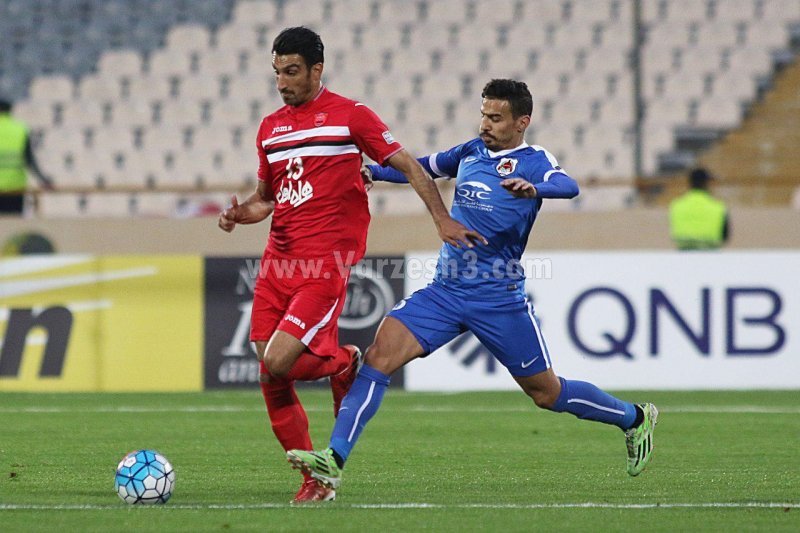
[669,167,729,250]
[0,98,54,215]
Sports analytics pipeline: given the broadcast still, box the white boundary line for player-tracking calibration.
[0,405,799,414]
[0,502,798,511]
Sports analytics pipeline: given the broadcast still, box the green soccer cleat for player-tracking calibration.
[287,448,342,489]
[625,403,658,476]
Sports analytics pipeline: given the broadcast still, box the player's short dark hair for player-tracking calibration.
[481,79,533,118]
[690,167,712,188]
[0,99,12,113]
[272,26,324,67]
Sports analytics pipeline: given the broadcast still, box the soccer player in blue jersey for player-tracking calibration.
[287,79,658,494]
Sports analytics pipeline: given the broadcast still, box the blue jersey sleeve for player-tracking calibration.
[535,172,579,198]
[367,156,434,183]
[527,146,579,199]
[368,141,471,183]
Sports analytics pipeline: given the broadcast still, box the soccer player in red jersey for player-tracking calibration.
[218,27,485,503]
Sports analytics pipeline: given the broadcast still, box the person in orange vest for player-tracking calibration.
[0,99,54,215]
[669,168,729,250]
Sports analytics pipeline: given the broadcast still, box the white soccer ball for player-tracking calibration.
[114,450,175,505]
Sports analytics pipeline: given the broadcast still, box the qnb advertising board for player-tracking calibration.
[0,255,203,391]
[204,256,405,388]
[404,251,799,391]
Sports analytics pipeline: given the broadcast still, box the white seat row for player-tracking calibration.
[17,0,800,197]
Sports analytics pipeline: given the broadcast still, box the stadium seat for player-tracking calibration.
[166,24,212,51]
[726,46,774,78]
[696,20,747,47]
[468,0,525,25]
[29,75,75,103]
[212,99,257,127]
[658,0,710,22]
[61,99,114,128]
[645,96,691,128]
[79,74,123,101]
[132,192,180,217]
[38,192,88,217]
[758,0,800,20]
[693,95,742,129]
[712,71,757,101]
[232,0,283,24]
[80,193,137,217]
[12,98,54,130]
[148,49,196,77]
[97,50,144,78]
[381,0,425,25]
[745,19,791,48]
[226,73,274,102]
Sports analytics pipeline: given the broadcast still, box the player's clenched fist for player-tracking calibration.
[218,195,240,233]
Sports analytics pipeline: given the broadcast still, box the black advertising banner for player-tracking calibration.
[203,256,406,389]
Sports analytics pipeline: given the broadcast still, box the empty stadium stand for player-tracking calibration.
[2,0,799,217]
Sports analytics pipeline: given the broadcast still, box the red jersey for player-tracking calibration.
[256,87,403,264]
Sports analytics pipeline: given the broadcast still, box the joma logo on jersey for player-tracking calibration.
[496,158,518,176]
[284,314,306,330]
[271,125,293,134]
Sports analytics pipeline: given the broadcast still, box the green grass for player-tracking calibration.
[1,390,798,532]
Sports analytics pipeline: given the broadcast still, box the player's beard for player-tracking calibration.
[480,133,499,151]
[281,75,314,106]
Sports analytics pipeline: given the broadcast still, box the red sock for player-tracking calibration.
[259,364,313,453]
[284,347,350,381]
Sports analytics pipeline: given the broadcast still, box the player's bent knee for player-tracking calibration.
[363,343,403,375]
[254,341,268,362]
[517,378,560,410]
[263,354,291,378]
[363,344,388,371]
[529,388,558,410]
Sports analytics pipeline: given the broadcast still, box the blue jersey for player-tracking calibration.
[370,138,578,299]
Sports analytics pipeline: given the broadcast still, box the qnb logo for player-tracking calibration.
[456,181,492,201]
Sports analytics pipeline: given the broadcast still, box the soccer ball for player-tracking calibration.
[114,450,175,505]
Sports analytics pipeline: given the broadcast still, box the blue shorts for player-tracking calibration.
[387,282,552,377]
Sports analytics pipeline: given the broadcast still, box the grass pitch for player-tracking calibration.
[1,390,798,532]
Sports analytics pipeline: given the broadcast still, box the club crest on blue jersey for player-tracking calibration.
[496,157,518,176]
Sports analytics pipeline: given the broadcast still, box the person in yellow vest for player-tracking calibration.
[669,167,729,250]
[0,99,54,215]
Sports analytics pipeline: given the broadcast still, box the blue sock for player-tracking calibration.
[550,377,637,430]
[329,364,390,464]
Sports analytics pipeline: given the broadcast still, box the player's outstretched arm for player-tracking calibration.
[385,150,488,249]
[218,181,275,233]
[530,173,580,199]
[364,155,441,184]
